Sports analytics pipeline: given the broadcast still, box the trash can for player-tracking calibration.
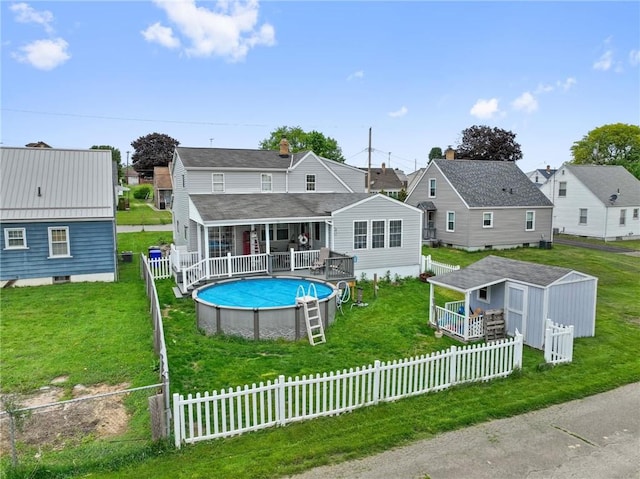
[121,251,133,262]
[149,249,162,260]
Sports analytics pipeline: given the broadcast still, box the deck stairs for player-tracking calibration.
[296,284,326,346]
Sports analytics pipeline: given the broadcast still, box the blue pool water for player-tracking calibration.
[196,277,335,308]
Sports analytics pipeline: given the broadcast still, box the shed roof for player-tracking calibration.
[565,164,640,207]
[176,147,294,169]
[0,147,115,221]
[154,166,173,189]
[191,193,371,223]
[428,255,576,292]
[433,159,553,208]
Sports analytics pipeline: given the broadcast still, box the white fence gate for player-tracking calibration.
[544,319,574,365]
[173,333,523,447]
[422,254,460,276]
[144,254,173,280]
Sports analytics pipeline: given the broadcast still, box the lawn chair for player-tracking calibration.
[310,247,330,274]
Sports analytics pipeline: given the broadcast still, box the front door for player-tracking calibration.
[424,211,436,239]
[505,282,527,339]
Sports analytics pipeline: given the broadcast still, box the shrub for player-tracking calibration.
[133,185,152,200]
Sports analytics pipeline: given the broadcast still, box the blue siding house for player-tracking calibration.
[0,147,117,286]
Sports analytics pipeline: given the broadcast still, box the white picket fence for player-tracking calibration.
[173,333,523,447]
[422,254,460,276]
[544,319,574,365]
[145,255,173,280]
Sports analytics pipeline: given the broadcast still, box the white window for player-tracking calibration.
[212,173,225,192]
[428,178,436,198]
[306,174,316,192]
[579,208,588,225]
[4,228,27,249]
[446,211,455,232]
[48,227,70,257]
[620,209,626,226]
[261,173,273,192]
[353,221,367,249]
[477,286,490,303]
[261,224,289,241]
[558,181,567,197]
[372,220,385,248]
[482,212,493,228]
[389,220,402,248]
[633,208,639,220]
[525,211,535,231]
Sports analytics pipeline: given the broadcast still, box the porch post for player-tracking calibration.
[428,282,434,326]
[197,225,203,261]
[204,226,210,278]
[463,294,470,340]
[265,223,271,254]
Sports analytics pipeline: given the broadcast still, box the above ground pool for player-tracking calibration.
[193,276,338,341]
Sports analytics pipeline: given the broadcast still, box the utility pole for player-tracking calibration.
[209,138,214,147]
[367,127,372,193]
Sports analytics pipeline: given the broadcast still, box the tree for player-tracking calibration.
[455,125,523,162]
[259,126,345,162]
[91,145,122,182]
[428,147,443,161]
[130,132,180,174]
[570,123,640,179]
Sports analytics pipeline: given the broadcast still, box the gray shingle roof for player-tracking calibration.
[434,159,553,208]
[362,167,404,191]
[565,165,640,207]
[176,147,293,169]
[191,193,371,223]
[0,147,115,221]
[429,255,574,291]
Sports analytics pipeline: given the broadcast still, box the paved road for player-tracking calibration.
[117,224,173,233]
[290,382,640,479]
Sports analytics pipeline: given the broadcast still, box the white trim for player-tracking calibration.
[482,212,493,228]
[389,218,402,248]
[211,173,225,193]
[428,178,436,198]
[4,227,27,249]
[477,286,490,303]
[47,226,71,258]
[261,173,273,192]
[353,219,368,250]
[371,219,385,249]
[525,210,535,231]
[446,211,455,232]
[305,174,316,192]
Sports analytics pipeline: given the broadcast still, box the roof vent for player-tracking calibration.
[609,193,618,204]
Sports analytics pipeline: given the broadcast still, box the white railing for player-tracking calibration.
[173,333,523,447]
[293,250,319,270]
[147,256,172,280]
[434,305,484,341]
[183,253,269,291]
[422,254,460,276]
[544,319,574,364]
[170,244,199,271]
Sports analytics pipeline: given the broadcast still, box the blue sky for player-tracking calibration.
[2,1,639,175]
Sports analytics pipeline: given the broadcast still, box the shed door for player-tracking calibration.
[506,282,527,339]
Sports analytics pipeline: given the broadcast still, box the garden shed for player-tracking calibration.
[427,256,598,350]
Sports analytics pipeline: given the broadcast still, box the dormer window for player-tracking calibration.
[261,173,273,192]
[306,174,316,191]
[212,173,224,192]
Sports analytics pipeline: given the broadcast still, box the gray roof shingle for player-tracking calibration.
[434,159,553,208]
[566,165,640,207]
[176,147,294,169]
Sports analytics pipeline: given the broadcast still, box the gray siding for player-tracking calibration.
[466,208,553,249]
[1,221,115,280]
[322,157,367,192]
[171,157,189,247]
[289,156,356,193]
[188,170,287,194]
[524,285,545,349]
[332,195,421,276]
[548,279,597,338]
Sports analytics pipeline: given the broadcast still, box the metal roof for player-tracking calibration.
[176,147,293,169]
[0,147,115,221]
[428,255,576,292]
[433,159,554,208]
[190,193,371,223]
[565,164,640,207]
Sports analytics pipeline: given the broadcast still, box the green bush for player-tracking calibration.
[132,185,152,200]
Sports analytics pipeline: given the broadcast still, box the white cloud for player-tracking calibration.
[630,50,640,66]
[558,77,576,91]
[11,38,70,70]
[470,98,500,119]
[593,50,613,71]
[141,22,180,49]
[388,106,408,118]
[512,92,538,113]
[148,0,275,62]
[535,83,554,94]
[347,70,364,81]
[10,2,54,33]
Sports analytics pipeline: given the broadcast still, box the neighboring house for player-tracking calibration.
[153,166,173,210]
[0,147,117,286]
[539,164,640,240]
[170,142,423,279]
[25,141,52,148]
[526,165,556,187]
[405,159,554,251]
[363,164,406,198]
[124,166,140,185]
[427,255,597,349]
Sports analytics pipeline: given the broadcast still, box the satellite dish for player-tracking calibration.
[609,193,618,203]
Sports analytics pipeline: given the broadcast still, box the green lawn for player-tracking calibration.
[116,193,172,226]
[2,237,639,478]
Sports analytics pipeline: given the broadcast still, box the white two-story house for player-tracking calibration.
[170,141,423,282]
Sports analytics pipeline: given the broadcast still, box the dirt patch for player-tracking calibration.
[0,382,131,455]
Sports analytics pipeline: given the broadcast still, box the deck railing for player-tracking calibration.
[434,304,484,342]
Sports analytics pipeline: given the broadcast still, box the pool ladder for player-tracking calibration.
[296,284,326,346]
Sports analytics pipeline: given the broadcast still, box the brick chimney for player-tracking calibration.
[381,162,386,173]
[445,147,455,160]
[546,165,551,173]
[279,137,290,157]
